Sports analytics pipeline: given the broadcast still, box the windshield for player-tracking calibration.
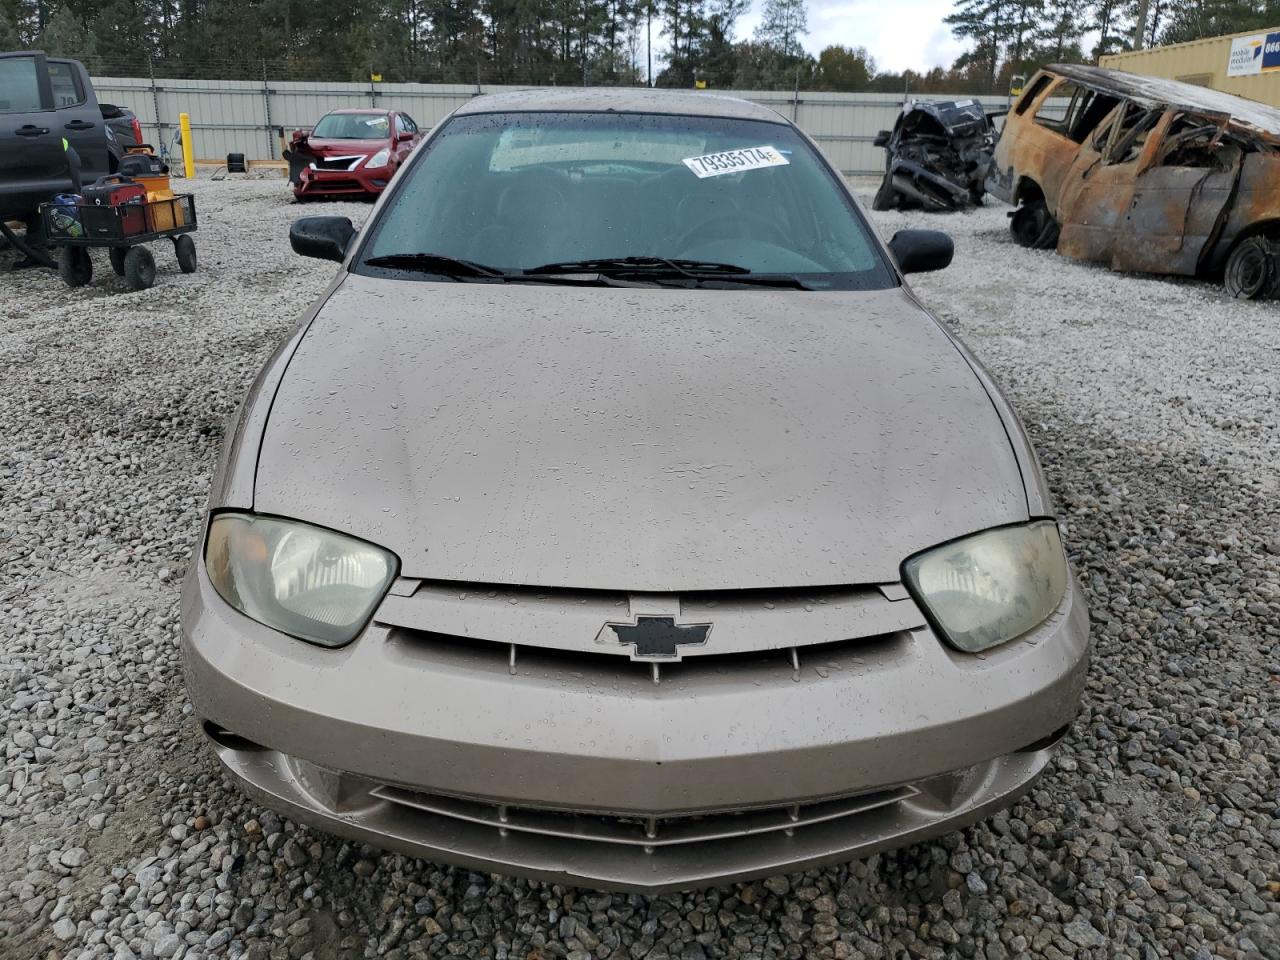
[357,111,895,289]
[311,112,389,140]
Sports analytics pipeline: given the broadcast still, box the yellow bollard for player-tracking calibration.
[179,112,196,179]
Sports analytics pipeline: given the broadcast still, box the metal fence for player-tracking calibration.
[95,76,1050,176]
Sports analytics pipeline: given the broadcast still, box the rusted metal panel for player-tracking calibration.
[1112,162,1239,275]
[1202,152,1280,272]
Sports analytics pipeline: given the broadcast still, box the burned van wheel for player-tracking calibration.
[174,234,197,273]
[109,247,127,276]
[123,245,157,291]
[1010,200,1057,249]
[1224,237,1277,300]
[58,246,92,287]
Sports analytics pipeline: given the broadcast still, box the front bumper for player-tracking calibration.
[294,163,389,198]
[181,563,1089,891]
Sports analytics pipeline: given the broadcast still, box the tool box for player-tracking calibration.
[80,174,148,238]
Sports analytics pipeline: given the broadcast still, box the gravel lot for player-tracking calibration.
[2,176,1278,960]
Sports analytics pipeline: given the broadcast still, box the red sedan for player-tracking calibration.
[286,109,423,201]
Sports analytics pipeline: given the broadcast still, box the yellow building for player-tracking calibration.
[1099,27,1280,106]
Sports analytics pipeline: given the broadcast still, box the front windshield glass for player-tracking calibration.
[358,111,894,289]
[311,112,389,139]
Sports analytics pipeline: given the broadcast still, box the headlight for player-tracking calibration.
[364,148,390,169]
[204,513,397,647]
[903,520,1068,653]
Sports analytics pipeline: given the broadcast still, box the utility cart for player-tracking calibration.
[39,193,198,291]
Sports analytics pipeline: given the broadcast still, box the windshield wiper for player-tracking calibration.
[524,256,811,290]
[526,256,751,276]
[363,253,510,279]
[363,252,611,285]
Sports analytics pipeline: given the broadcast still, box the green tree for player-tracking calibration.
[1089,0,1134,55]
[1037,0,1086,62]
[815,44,874,90]
[944,0,1008,89]
[36,3,97,61]
[753,0,807,58]
[0,4,18,46]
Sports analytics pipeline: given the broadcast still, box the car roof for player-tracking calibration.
[453,87,788,124]
[325,108,392,116]
[1047,63,1280,138]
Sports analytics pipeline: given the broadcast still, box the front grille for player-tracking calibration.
[370,783,920,852]
[311,155,363,171]
[389,626,908,685]
[375,581,925,683]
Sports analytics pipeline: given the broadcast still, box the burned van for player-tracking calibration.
[989,64,1280,299]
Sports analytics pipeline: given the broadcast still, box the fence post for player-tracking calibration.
[261,59,275,159]
[148,56,165,157]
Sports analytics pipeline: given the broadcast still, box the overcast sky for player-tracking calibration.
[737,0,969,75]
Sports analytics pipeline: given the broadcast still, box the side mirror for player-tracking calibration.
[397,130,414,142]
[872,130,891,148]
[888,229,953,274]
[290,216,356,262]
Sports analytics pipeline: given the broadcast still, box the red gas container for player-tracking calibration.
[81,174,148,238]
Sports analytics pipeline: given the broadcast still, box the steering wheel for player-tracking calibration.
[673,211,786,254]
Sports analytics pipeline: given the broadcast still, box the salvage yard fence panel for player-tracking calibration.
[94,76,1068,176]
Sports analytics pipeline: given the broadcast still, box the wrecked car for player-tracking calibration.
[989,63,1280,299]
[283,108,423,201]
[872,99,998,211]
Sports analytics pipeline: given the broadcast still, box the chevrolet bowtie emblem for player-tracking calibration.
[603,616,711,661]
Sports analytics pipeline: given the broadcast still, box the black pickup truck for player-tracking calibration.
[1,51,143,225]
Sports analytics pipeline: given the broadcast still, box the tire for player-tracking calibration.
[123,245,156,291]
[1223,236,1277,300]
[174,234,197,273]
[109,247,127,276]
[1009,200,1059,249]
[871,175,898,212]
[58,246,92,287]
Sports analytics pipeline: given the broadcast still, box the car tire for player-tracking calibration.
[109,247,127,276]
[123,245,156,291]
[58,247,92,287]
[174,235,197,273]
[1223,236,1277,300]
[872,176,898,212]
[1010,200,1059,250]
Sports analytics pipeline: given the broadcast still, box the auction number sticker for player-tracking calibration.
[683,145,789,178]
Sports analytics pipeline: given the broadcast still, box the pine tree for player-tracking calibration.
[0,2,18,46]
[753,0,807,59]
[1090,0,1133,55]
[945,0,1008,89]
[36,3,97,61]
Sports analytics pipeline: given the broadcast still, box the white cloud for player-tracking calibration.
[738,0,971,75]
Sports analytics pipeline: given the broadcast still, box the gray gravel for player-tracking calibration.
[2,177,1279,960]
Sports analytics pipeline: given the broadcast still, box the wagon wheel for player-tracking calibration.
[123,246,157,291]
[109,247,127,276]
[173,234,197,273]
[57,247,92,287]
[1223,236,1277,300]
[1010,200,1059,250]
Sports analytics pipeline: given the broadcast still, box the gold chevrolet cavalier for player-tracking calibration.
[182,88,1090,892]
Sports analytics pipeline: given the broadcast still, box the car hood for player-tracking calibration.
[253,275,1028,591]
[305,138,386,156]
